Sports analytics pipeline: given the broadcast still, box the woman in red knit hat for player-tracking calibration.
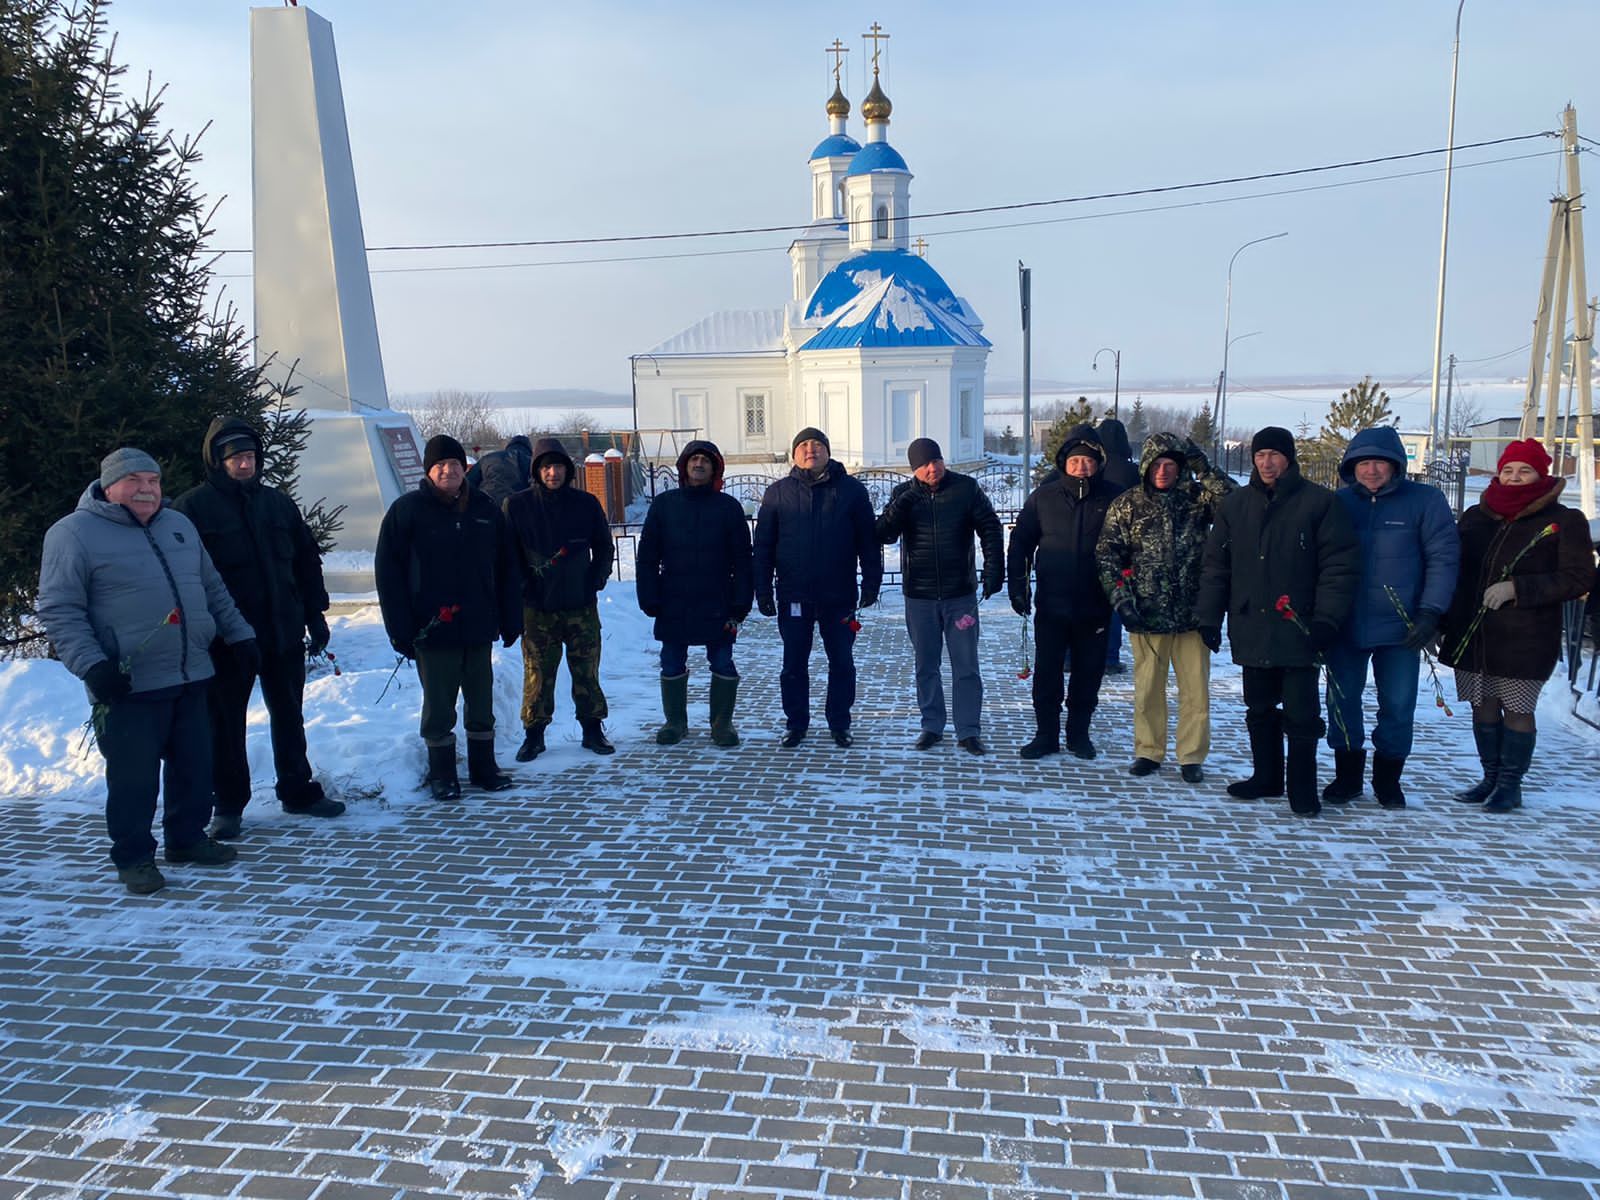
[1439,437,1594,812]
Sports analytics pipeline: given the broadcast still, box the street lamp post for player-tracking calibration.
[1218,232,1287,456]
[1425,0,1467,460]
[1093,347,1121,420]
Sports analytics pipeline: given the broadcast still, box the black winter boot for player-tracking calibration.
[426,743,461,801]
[1484,728,1535,813]
[1228,713,1284,799]
[1371,754,1407,809]
[580,718,615,755]
[1019,728,1060,759]
[515,725,546,762]
[1452,723,1501,804]
[1285,737,1321,816]
[708,673,740,748]
[657,674,689,745]
[467,738,514,791]
[1322,749,1365,804]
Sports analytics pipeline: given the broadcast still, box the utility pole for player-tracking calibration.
[1441,353,1456,475]
[1426,0,1467,461]
[1019,262,1032,473]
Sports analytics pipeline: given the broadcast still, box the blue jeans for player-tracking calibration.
[777,601,857,733]
[1324,643,1420,757]
[660,638,737,678]
[904,595,983,740]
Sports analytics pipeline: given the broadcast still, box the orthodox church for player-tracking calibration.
[631,38,990,468]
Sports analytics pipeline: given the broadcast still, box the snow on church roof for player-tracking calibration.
[801,273,990,350]
[805,250,963,322]
[646,310,787,356]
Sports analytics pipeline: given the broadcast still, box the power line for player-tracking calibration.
[210,130,1554,256]
[212,146,1558,280]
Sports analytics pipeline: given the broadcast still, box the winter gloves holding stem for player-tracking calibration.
[1483,581,1517,611]
[1197,626,1222,653]
[85,660,133,705]
[232,638,261,676]
[306,611,331,655]
[1114,598,1142,633]
[1309,620,1341,653]
[756,595,778,618]
[859,585,880,609]
[1403,608,1442,652]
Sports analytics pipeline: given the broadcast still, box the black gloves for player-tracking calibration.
[306,611,331,655]
[981,579,1002,601]
[1114,598,1142,632]
[859,586,880,609]
[1011,592,1031,618]
[1198,626,1222,653]
[1183,436,1209,472]
[391,637,416,660]
[1403,609,1442,652]
[1309,620,1341,653]
[757,596,777,618]
[232,638,261,676]
[85,660,132,705]
[501,631,519,649]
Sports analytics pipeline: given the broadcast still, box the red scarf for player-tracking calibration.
[1481,476,1555,520]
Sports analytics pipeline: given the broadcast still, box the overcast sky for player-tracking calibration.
[107,1,1597,403]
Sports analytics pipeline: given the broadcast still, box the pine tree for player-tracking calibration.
[1000,424,1018,455]
[0,0,323,637]
[1319,376,1396,464]
[1188,403,1216,449]
[1126,396,1149,455]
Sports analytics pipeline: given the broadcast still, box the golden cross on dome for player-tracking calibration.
[862,22,889,75]
[826,39,848,85]
[913,237,928,258]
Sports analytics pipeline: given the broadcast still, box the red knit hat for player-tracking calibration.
[1496,438,1552,475]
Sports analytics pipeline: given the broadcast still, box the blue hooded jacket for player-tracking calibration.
[1333,426,1460,649]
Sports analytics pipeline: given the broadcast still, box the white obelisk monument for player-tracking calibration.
[250,4,422,557]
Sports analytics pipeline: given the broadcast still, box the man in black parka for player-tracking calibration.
[375,434,522,800]
[876,438,1004,755]
[504,437,616,759]
[1008,424,1123,760]
[636,440,753,747]
[1196,426,1359,817]
[465,434,533,508]
[174,418,342,837]
[1096,417,1140,673]
[752,427,882,748]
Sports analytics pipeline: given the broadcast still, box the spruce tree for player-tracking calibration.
[1126,396,1149,455]
[1188,403,1216,450]
[0,0,319,638]
[1037,397,1098,478]
[1319,376,1396,464]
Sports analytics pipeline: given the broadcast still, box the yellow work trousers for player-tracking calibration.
[1130,631,1212,765]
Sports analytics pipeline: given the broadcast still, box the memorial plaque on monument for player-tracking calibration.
[378,425,424,491]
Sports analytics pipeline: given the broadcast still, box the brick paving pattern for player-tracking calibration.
[2,602,1599,1199]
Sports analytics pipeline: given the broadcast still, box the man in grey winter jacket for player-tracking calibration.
[37,447,259,895]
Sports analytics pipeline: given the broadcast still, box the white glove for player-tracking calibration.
[1483,581,1517,610]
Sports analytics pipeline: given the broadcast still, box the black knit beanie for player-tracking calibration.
[423,434,468,473]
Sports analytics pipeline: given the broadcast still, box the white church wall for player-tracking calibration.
[635,357,789,461]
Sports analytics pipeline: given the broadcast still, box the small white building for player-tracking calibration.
[632,58,990,468]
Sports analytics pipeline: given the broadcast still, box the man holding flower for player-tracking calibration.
[38,447,259,894]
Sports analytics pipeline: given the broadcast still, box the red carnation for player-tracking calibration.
[1275,594,1295,617]
[1120,567,1135,580]
[165,608,182,625]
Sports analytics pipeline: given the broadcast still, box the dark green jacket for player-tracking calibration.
[1097,433,1236,634]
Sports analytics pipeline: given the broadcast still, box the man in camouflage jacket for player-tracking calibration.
[1096,433,1236,782]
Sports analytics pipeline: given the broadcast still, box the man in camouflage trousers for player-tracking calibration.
[503,438,616,758]
[1096,434,1236,782]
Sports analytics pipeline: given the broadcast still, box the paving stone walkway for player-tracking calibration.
[2,603,1599,1199]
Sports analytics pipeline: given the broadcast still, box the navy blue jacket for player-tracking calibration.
[753,461,882,610]
[1333,427,1460,649]
[636,441,753,645]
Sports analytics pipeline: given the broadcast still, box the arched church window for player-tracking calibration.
[835,182,845,219]
[875,204,889,240]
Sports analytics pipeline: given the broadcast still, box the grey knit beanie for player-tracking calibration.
[99,447,161,491]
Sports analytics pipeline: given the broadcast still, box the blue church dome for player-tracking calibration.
[809,133,861,161]
[844,140,909,176]
[805,249,961,322]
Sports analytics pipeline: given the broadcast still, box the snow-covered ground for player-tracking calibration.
[2,581,1596,819]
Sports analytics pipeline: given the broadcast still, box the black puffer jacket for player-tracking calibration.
[636,441,754,644]
[375,478,521,651]
[1008,427,1122,621]
[1439,479,1593,681]
[1196,463,1359,667]
[753,460,882,609]
[876,470,1003,601]
[173,416,328,653]
[466,435,532,507]
[504,438,614,612]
